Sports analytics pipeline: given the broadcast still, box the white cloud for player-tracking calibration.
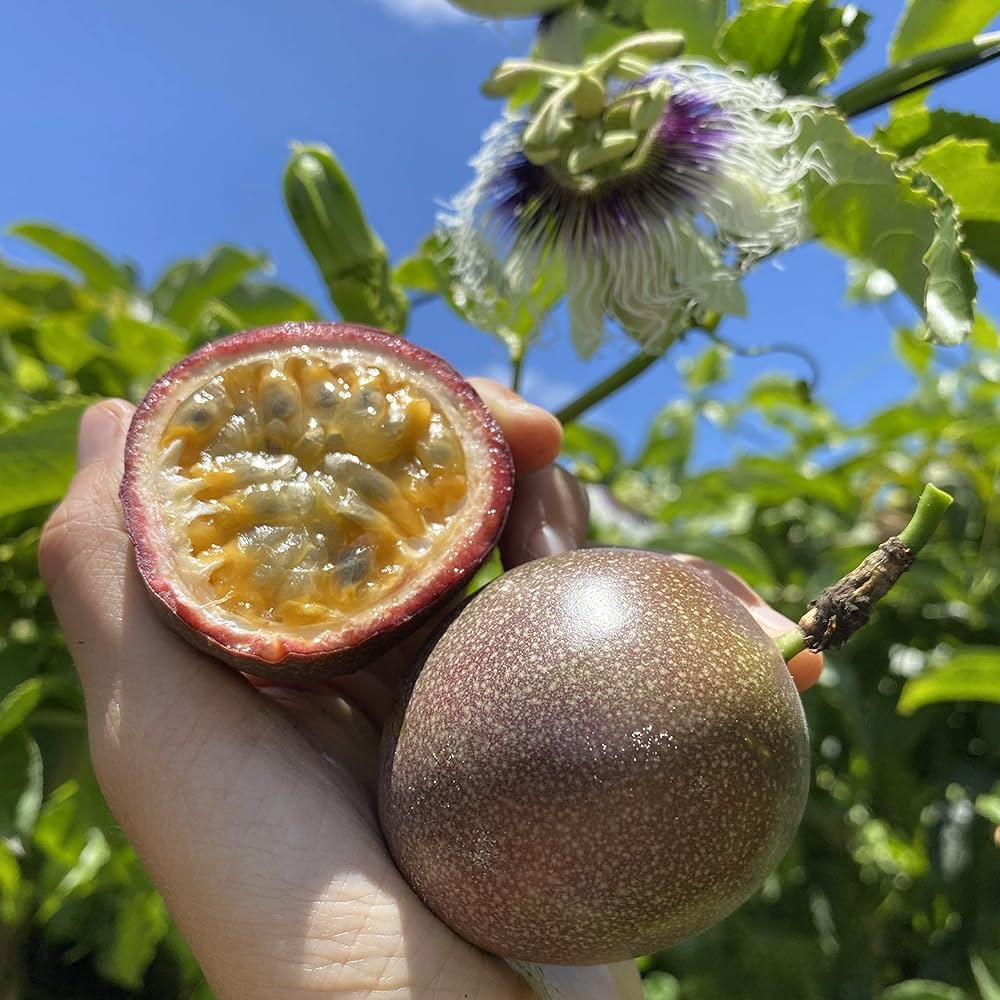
[374,0,471,24]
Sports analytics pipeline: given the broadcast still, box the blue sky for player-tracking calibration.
[2,0,998,459]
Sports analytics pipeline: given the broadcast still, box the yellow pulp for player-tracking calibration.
[160,355,468,628]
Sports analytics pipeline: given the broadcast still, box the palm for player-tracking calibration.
[40,385,642,999]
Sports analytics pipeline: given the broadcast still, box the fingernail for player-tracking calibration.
[77,401,130,469]
[749,604,797,637]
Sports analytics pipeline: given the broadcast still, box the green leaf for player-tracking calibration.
[561,422,621,482]
[33,314,103,374]
[643,971,682,1000]
[890,0,1000,63]
[972,955,1000,1000]
[37,826,111,923]
[801,112,975,345]
[151,246,269,328]
[893,328,934,373]
[718,0,869,93]
[0,397,95,518]
[636,401,695,482]
[15,734,43,840]
[897,646,1000,715]
[643,0,726,56]
[95,889,170,989]
[879,982,969,1000]
[874,108,1000,159]
[0,261,81,316]
[682,342,729,391]
[220,282,321,326]
[0,677,64,743]
[396,233,565,360]
[99,316,187,383]
[975,792,1000,824]
[8,223,129,294]
[912,137,1000,274]
[920,178,978,345]
[0,839,22,924]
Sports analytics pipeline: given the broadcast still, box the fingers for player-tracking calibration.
[670,555,824,692]
[469,377,563,477]
[500,465,590,568]
[508,958,642,999]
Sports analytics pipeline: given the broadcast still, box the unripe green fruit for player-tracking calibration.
[447,0,574,17]
[378,548,810,965]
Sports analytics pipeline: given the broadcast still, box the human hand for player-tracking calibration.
[39,380,820,1000]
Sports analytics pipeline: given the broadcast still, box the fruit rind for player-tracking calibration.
[121,322,514,679]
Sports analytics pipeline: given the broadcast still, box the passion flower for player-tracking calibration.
[443,61,824,356]
[121,323,513,679]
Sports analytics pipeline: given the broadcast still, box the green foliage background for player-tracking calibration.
[2,1,1000,997]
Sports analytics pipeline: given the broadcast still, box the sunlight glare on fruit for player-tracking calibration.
[561,575,631,644]
[157,351,469,629]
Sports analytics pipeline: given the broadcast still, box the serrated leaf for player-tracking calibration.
[151,246,269,327]
[0,398,95,518]
[802,112,975,345]
[920,179,977,345]
[874,108,1000,160]
[718,0,869,93]
[897,646,1000,715]
[890,0,1000,63]
[643,0,726,56]
[912,137,1000,274]
[8,223,129,294]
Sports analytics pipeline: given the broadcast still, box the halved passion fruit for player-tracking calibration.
[120,323,514,679]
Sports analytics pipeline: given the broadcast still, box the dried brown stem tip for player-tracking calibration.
[774,484,953,661]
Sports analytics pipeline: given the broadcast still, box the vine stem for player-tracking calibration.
[554,349,660,424]
[773,484,953,662]
[835,30,1000,118]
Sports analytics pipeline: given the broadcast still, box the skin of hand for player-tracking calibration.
[38,379,822,1000]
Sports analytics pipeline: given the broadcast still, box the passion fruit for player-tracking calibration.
[121,323,513,679]
[378,547,810,965]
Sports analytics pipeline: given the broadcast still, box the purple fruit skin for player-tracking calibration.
[378,548,810,965]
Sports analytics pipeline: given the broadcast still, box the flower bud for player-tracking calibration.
[283,143,408,334]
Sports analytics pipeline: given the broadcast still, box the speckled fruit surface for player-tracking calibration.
[121,323,513,679]
[378,547,810,965]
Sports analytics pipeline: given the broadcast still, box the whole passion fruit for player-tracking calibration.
[121,323,513,679]
[378,547,810,965]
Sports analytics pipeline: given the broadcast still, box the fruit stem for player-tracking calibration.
[775,484,954,661]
